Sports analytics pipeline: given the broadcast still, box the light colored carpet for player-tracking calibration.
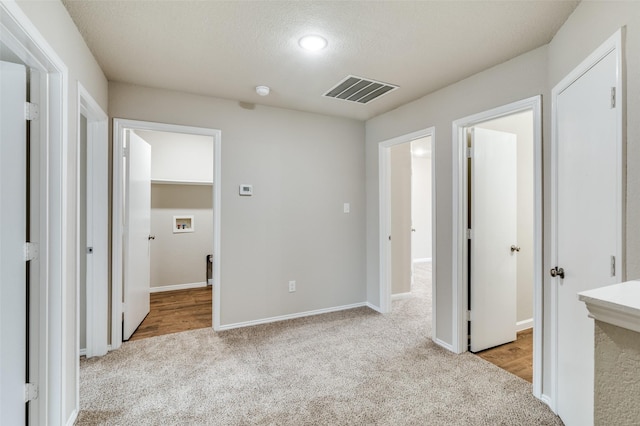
[77,263,561,425]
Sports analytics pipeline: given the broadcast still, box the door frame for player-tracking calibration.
[77,82,109,360]
[378,127,437,335]
[112,119,222,349]
[549,29,624,413]
[1,1,68,422]
[452,96,543,398]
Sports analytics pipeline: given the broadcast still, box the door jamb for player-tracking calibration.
[112,119,222,349]
[549,29,624,413]
[378,127,437,337]
[76,83,109,361]
[452,96,543,398]
[1,1,68,422]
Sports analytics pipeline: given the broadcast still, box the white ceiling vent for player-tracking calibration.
[324,75,398,104]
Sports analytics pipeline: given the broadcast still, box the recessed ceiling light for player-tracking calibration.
[299,35,328,51]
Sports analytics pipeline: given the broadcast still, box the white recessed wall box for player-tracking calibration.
[239,184,253,196]
[173,215,194,233]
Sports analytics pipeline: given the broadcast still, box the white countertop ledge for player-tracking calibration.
[579,280,640,333]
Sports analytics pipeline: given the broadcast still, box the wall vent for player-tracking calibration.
[324,75,398,104]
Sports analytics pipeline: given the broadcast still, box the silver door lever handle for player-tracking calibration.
[510,245,520,252]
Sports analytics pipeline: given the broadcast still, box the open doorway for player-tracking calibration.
[110,119,222,350]
[389,137,433,300]
[129,129,215,341]
[379,127,436,339]
[452,96,542,396]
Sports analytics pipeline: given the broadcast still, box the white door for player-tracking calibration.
[469,127,518,352]
[554,49,620,426]
[390,143,413,295]
[0,61,27,425]
[123,132,152,340]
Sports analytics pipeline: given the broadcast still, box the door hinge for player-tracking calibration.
[466,229,472,239]
[611,255,616,277]
[24,102,39,121]
[123,146,129,158]
[24,383,38,402]
[466,310,472,321]
[466,147,473,158]
[611,87,616,108]
[24,242,39,261]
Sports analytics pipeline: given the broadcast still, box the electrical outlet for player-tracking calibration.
[288,280,296,293]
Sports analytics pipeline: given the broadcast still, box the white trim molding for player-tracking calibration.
[516,319,534,332]
[218,302,368,331]
[579,281,640,333]
[77,82,109,361]
[413,258,432,263]
[434,338,455,352]
[149,282,208,293]
[112,119,222,349]
[378,127,437,343]
[451,96,543,400]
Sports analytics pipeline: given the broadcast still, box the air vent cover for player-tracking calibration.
[324,75,398,104]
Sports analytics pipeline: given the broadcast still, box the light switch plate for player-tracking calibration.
[239,184,253,196]
[343,203,350,213]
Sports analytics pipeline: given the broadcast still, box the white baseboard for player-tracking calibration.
[149,281,207,293]
[516,318,534,332]
[413,257,432,263]
[218,302,368,331]
[391,292,412,301]
[365,302,383,313]
[540,394,554,412]
[79,348,86,357]
[433,337,455,352]
[66,409,78,426]
[207,278,213,285]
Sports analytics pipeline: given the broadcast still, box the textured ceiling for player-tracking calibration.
[62,1,579,121]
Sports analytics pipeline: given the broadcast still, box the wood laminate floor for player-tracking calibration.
[475,328,533,383]
[129,286,212,341]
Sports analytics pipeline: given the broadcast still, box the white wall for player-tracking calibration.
[411,137,432,261]
[136,130,214,182]
[365,46,548,346]
[150,184,213,288]
[109,82,366,326]
[475,111,534,323]
[14,0,108,422]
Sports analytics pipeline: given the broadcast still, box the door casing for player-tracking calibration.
[77,82,109,360]
[111,119,222,349]
[452,95,543,398]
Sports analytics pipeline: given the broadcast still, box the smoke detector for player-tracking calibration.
[256,86,270,96]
